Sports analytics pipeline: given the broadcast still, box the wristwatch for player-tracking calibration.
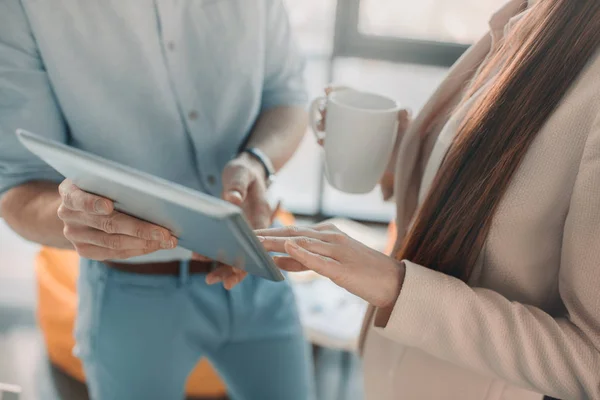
[243,147,276,187]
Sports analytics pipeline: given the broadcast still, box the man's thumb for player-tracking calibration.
[223,189,244,206]
[222,166,250,206]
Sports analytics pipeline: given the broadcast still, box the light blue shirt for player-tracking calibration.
[0,0,307,198]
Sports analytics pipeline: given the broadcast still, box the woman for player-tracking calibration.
[253,0,600,398]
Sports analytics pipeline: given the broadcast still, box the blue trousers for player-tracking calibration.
[74,259,314,400]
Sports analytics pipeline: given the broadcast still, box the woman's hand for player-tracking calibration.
[313,85,412,200]
[256,223,406,308]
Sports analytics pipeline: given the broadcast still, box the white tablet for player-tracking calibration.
[17,129,284,282]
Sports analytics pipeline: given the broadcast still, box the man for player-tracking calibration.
[0,1,312,399]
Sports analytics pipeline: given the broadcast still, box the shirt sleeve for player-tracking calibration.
[260,0,308,112]
[0,0,67,197]
[374,113,600,399]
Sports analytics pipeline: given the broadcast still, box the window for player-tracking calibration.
[269,0,337,215]
[358,0,507,44]
[273,0,506,222]
[282,0,337,55]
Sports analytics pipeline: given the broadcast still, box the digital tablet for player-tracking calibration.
[17,129,284,282]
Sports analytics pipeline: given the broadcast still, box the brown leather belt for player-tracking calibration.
[104,260,215,276]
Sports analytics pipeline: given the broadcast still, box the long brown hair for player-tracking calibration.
[395,0,600,281]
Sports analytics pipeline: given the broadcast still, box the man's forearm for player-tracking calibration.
[245,106,308,172]
[0,181,72,249]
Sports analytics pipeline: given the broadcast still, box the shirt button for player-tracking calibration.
[207,175,217,185]
[188,110,198,121]
[167,41,175,51]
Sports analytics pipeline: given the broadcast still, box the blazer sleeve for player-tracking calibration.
[374,111,600,399]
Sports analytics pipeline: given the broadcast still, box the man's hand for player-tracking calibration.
[221,152,272,230]
[57,179,177,261]
[203,153,272,289]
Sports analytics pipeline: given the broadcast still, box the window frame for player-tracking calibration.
[332,0,469,68]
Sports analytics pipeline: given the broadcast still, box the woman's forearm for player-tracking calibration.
[1,181,73,249]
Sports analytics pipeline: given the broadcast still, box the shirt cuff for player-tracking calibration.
[373,260,468,349]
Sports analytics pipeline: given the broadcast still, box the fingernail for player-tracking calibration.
[94,199,109,214]
[287,241,299,250]
[227,190,243,202]
[160,239,174,249]
[257,236,265,242]
[152,230,164,241]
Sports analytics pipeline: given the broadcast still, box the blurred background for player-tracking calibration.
[272,0,504,221]
[0,0,504,399]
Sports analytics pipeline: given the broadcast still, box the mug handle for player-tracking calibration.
[309,96,327,143]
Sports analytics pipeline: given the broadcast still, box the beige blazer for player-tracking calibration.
[359,1,600,399]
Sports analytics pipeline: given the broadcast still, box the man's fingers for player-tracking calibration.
[222,164,252,206]
[206,264,246,289]
[94,213,173,243]
[206,264,237,284]
[63,225,165,251]
[284,241,341,278]
[206,265,230,285]
[60,209,175,244]
[223,270,247,290]
[224,190,244,206]
[74,243,162,261]
[59,180,113,215]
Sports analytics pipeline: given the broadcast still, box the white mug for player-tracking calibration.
[310,89,401,194]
